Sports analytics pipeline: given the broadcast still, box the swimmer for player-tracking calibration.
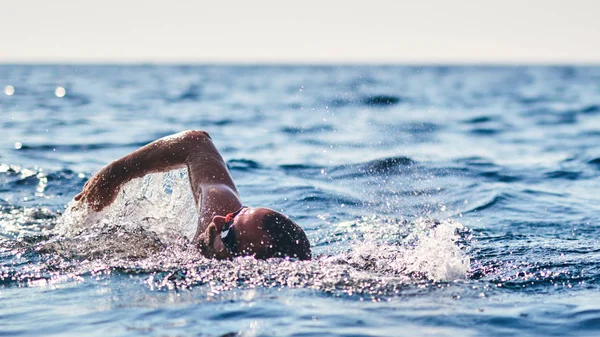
[74,130,311,260]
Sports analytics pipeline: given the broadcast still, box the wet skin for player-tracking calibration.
[197,207,278,259]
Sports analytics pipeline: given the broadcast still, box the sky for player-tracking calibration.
[1,0,599,64]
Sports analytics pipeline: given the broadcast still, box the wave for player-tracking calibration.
[1,214,470,298]
[545,170,582,180]
[469,128,503,136]
[362,95,402,106]
[463,116,497,124]
[326,156,415,180]
[579,104,600,115]
[589,158,600,166]
[0,164,85,199]
[15,142,148,152]
[227,159,263,170]
[1,170,471,299]
[329,94,403,108]
[280,125,335,134]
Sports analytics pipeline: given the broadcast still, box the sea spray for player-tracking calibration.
[57,169,197,239]
[44,170,472,297]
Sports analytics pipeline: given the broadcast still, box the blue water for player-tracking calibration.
[1,65,600,337]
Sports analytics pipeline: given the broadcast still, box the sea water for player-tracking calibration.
[1,65,600,336]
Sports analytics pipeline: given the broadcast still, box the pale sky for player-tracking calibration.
[1,0,599,63]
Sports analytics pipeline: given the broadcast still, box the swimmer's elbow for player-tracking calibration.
[178,130,222,163]
[181,130,212,142]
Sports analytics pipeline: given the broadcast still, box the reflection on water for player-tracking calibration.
[1,65,600,336]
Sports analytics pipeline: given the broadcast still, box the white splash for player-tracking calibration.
[334,216,470,282]
[57,169,197,239]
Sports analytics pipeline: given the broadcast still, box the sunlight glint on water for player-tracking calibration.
[1,65,600,336]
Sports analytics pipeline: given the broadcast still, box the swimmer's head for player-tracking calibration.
[197,207,311,260]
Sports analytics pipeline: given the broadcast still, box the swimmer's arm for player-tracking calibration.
[75,130,236,211]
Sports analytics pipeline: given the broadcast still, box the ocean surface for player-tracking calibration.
[1,65,599,337]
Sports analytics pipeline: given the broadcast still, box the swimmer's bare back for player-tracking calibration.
[74,130,242,240]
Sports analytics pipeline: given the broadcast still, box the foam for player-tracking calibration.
[52,171,470,295]
[330,215,470,282]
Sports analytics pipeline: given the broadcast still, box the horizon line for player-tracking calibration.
[1,59,600,66]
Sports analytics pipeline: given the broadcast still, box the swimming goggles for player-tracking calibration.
[220,206,247,253]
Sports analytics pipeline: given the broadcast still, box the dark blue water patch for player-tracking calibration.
[362,95,402,106]
[281,125,335,134]
[556,104,600,117]
[360,156,415,174]
[464,192,517,214]
[478,170,521,183]
[293,189,361,211]
[577,132,600,143]
[0,167,85,209]
[0,171,38,193]
[455,156,497,167]
[470,128,503,136]
[325,156,416,181]
[588,158,600,166]
[522,107,579,125]
[401,122,440,135]
[565,309,600,327]
[517,95,554,105]
[540,113,578,125]
[579,105,600,115]
[108,102,153,113]
[173,84,202,102]
[464,115,497,124]
[227,159,263,171]
[521,189,568,198]
[545,170,582,180]
[329,98,352,107]
[211,118,235,126]
[556,66,578,80]
[279,164,347,182]
[327,94,403,108]
[43,169,87,197]
[11,174,39,187]
[465,187,594,228]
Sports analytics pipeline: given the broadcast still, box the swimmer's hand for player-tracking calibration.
[74,162,125,212]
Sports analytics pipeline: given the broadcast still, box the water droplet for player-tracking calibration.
[4,85,14,96]
[55,86,66,98]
